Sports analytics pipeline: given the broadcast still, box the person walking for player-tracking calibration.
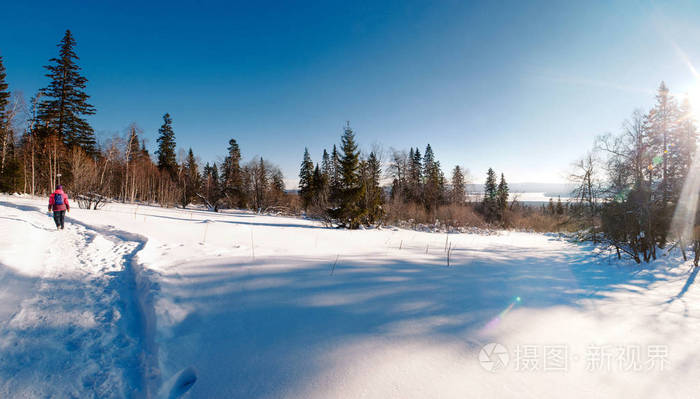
[48,185,70,230]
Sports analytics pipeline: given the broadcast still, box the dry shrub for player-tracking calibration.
[383,198,576,233]
[383,200,486,228]
[506,208,577,232]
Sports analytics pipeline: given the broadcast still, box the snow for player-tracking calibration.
[1,194,699,398]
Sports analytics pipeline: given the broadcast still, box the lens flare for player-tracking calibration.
[669,145,700,247]
[480,296,522,333]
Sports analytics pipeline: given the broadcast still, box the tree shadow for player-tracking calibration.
[665,265,699,304]
[154,247,663,398]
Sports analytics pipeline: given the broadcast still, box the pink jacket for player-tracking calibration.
[48,189,70,212]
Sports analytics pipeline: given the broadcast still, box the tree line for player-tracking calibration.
[298,123,525,229]
[1,29,575,233]
[0,30,292,211]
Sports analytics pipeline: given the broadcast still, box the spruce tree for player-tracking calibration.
[140,139,149,157]
[298,147,314,210]
[423,144,444,210]
[254,157,268,209]
[548,198,555,215]
[156,113,177,176]
[451,166,466,205]
[221,138,243,207]
[0,55,10,177]
[334,122,364,228]
[483,168,498,222]
[0,55,9,130]
[203,162,221,208]
[320,149,332,205]
[365,151,383,223]
[311,163,328,209]
[181,148,200,208]
[409,147,423,203]
[270,167,286,201]
[339,123,359,189]
[37,30,97,154]
[556,195,564,215]
[321,149,331,178]
[496,173,509,220]
[329,144,341,204]
[126,125,141,162]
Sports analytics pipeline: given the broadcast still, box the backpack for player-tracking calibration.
[54,193,64,205]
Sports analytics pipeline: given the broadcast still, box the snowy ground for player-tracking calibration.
[1,194,699,398]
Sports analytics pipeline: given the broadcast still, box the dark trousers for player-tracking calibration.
[53,210,65,229]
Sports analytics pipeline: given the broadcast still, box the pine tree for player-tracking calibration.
[482,168,498,222]
[156,113,177,176]
[451,166,466,204]
[298,147,314,210]
[37,30,97,154]
[496,173,509,220]
[221,138,243,207]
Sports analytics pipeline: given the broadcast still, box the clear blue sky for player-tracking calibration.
[3,0,700,187]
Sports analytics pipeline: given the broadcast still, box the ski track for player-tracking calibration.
[0,203,158,398]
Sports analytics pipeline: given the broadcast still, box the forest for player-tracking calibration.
[1,30,698,263]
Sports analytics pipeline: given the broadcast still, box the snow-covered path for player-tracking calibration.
[2,195,700,398]
[0,199,155,398]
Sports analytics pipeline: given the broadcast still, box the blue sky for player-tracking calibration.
[3,0,700,186]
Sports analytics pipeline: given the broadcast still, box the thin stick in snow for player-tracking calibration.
[202,222,209,243]
[444,233,449,253]
[426,243,429,254]
[330,254,339,275]
[447,242,453,267]
[134,205,139,219]
[399,240,403,250]
[250,229,255,260]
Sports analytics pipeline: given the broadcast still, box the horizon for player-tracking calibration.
[3,1,700,188]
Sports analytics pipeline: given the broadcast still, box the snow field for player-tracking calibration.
[1,194,700,398]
